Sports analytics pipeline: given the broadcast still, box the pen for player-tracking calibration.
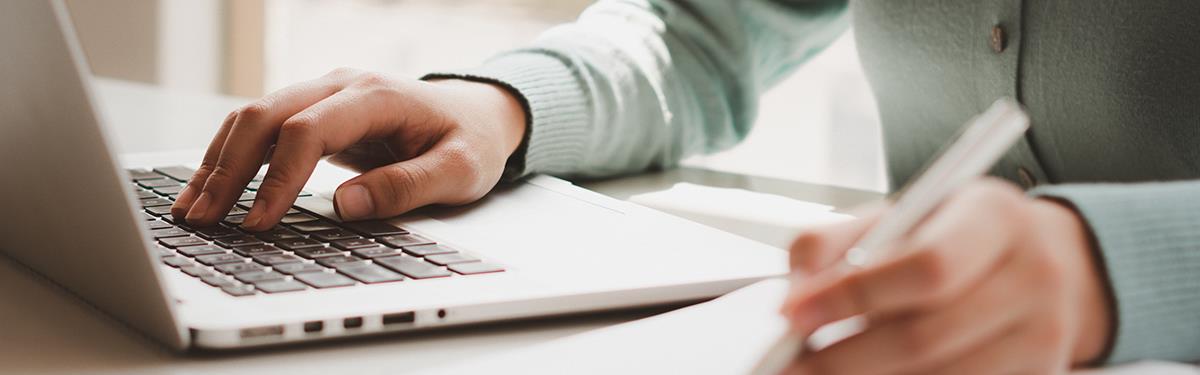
[748,98,1031,375]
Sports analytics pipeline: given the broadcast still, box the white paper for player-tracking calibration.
[629,183,854,248]
[422,279,1198,375]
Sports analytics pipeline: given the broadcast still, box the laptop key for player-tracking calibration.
[215,262,266,275]
[152,185,184,195]
[162,256,193,268]
[272,262,326,275]
[222,215,247,226]
[275,238,324,251]
[337,264,404,284]
[280,213,318,224]
[315,255,365,268]
[193,226,241,239]
[150,227,190,239]
[350,246,400,259]
[201,275,236,287]
[176,245,226,257]
[253,253,304,266]
[237,192,256,201]
[196,253,246,266]
[310,229,359,242]
[376,233,434,248]
[293,247,343,259]
[159,235,206,248]
[255,280,307,293]
[181,266,216,278]
[448,262,505,275]
[331,238,377,250]
[147,220,173,230]
[153,166,195,182]
[425,253,480,266]
[155,248,175,257]
[145,206,174,216]
[294,271,356,289]
[289,222,338,233]
[214,235,263,248]
[402,244,456,257]
[139,211,156,221]
[234,270,286,284]
[225,206,249,216]
[127,169,162,180]
[139,179,180,188]
[140,198,173,208]
[231,244,283,257]
[374,256,451,279]
[253,227,304,242]
[343,220,408,237]
[135,190,159,199]
[222,284,257,297]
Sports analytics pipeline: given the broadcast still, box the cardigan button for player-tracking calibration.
[990,25,1007,53]
[1017,166,1038,188]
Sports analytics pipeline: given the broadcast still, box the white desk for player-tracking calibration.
[0,79,880,374]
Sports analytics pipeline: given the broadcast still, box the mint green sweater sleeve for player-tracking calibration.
[1033,183,1200,363]
[425,0,849,177]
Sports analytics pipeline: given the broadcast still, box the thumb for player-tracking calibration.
[333,151,450,221]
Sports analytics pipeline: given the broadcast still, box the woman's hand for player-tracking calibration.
[781,179,1113,374]
[169,68,526,230]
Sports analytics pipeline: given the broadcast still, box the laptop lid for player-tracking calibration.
[0,0,187,350]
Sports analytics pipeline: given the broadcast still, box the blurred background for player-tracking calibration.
[65,0,886,193]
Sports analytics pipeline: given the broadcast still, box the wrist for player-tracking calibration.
[1032,199,1113,365]
[427,79,528,158]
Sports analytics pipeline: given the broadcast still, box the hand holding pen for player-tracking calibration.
[755,99,1115,375]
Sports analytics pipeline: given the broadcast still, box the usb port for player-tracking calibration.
[382,312,416,326]
[343,317,363,329]
[303,321,324,333]
[240,325,283,339]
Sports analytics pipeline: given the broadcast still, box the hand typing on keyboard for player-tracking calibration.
[169,68,527,231]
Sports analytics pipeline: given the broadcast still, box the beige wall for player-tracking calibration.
[64,0,160,84]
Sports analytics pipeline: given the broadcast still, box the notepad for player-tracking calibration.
[422,279,1198,375]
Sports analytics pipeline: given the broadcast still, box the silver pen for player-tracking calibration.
[749,98,1031,375]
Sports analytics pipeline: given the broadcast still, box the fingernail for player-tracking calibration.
[242,206,263,229]
[335,185,373,220]
[171,185,197,218]
[186,192,212,222]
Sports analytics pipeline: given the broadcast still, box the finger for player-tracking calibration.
[784,180,1025,333]
[334,137,482,221]
[790,254,1032,375]
[184,73,350,226]
[925,322,1067,375]
[171,110,236,219]
[788,207,885,274]
[242,87,406,230]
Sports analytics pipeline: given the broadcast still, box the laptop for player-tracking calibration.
[0,0,785,351]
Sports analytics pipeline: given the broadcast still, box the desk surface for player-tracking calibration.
[1,79,879,374]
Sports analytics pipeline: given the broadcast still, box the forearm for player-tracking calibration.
[426,0,849,178]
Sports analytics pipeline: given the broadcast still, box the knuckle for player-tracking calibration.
[279,115,318,141]
[910,248,953,299]
[353,72,390,87]
[380,164,427,211]
[789,231,827,269]
[235,102,271,122]
[327,67,362,78]
[897,321,940,358]
[205,164,237,186]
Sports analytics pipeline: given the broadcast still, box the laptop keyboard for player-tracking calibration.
[128,166,505,297]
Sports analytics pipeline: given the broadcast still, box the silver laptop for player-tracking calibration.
[0,0,785,351]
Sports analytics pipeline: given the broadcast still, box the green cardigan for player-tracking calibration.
[427,0,1200,363]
